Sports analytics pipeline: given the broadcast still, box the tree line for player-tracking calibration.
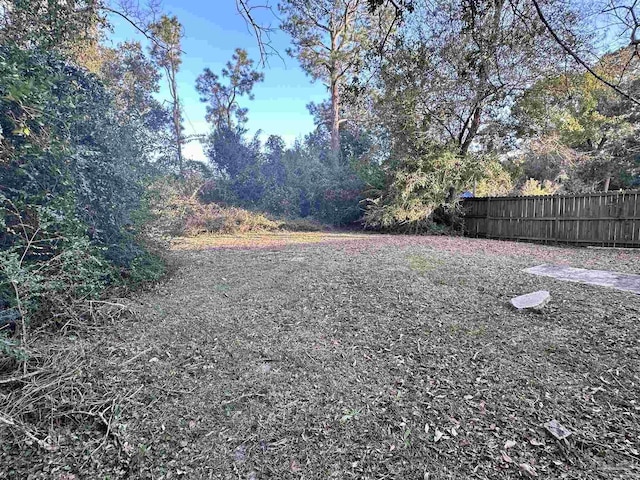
[202,0,640,230]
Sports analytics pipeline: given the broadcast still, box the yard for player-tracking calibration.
[2,233,640,479]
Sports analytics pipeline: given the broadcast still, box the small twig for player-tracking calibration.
[122,347,153,366]
[0,370,43,385]
[0,413,50,450]
[220,392,266,406]
[89,300,128,308]
[90,400,116,457]
[10,281,28,375]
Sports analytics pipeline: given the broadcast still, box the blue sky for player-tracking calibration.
[107,1,326,161]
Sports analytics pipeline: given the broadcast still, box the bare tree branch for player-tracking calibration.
[604,0,640,45]
[531,0,640,106]
[235,0,282,66]
[102,6,184,54]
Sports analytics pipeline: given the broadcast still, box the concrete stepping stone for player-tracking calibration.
[510,290,551,311]
[526,264,640,295]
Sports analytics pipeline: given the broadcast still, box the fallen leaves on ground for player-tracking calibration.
[2,232,639,479]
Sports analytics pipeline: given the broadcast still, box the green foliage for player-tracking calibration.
[364,147,478,232]
[0,0,102,54]
[474,157,516,197]
[0,195,114,330]
[201,127,369,226]
[516,74,620,148]
[0,41,166,349]
[514,59,640,191]
[0,44,154,261]
[148,16,183,72]
[148,15,185,174]
[519,178,561,196]
[0,333,27,363]
[126,251,166,287]
[196,49,264,129]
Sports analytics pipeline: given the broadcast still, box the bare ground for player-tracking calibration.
[2,233,640,479]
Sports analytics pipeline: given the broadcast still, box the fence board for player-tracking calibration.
[462,191,640,247]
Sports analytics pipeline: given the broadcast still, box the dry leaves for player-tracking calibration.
[3,233,640,478]
[519,463,538,477]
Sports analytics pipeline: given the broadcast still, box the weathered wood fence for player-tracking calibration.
[462,191,640,247]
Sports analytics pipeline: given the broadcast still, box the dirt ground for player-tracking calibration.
[2,233,640,479]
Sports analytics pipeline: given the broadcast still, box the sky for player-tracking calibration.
[107,1,327,162]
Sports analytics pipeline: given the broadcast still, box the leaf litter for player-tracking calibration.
[1,232,639,479]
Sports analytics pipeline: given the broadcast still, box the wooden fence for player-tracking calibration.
[462,191,640,247]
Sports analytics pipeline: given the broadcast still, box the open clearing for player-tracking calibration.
[3,233,640,479]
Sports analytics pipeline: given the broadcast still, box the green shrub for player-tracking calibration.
[0,196,113,328]
[143,175,333,236]
[125,250,166,287]
[0,44,166,360]
[364,148,477,232]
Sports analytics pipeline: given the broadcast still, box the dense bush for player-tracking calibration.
[199,126,370,226]
[0,44,165,358]
[143,175,328,236]
[363,146,479,232]
[474,158,516,197]
[519,178,561,196]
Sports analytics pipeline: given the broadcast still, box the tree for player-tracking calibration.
[89,42,162,118]
[369,0,640,106]
[279,0,372,153]
[514,48,640,191]
[0,0,104,53]
[195,48,264,130]
[263,135,287,185]
[368,0,588,209]
[148,15,184,175]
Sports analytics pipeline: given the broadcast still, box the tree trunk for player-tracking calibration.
[330,76,340,154]
[597,137,609,193]
[169,66,183,176]
[173,106,183,176]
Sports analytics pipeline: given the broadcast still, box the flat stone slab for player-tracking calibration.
[544,419,572,440]
[526,264,640,295]
[510,290,551,310]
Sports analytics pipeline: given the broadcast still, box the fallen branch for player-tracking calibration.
[0,370,43,385]
[0,413,50,450]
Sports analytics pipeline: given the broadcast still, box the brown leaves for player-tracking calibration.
[4,233,639,479]
[519,463,538,477]
[504,439,517,449]
[500,450,514,463]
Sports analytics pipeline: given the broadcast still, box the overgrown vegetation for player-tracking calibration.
[2,0,640,475]
[186,0,640,235]
[143,175,324,237]
[0,40,166,363]
[1,0,638,363]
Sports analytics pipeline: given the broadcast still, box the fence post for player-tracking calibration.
[554,196,560,244]
[486,197,491,238]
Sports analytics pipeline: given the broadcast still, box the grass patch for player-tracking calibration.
[407,253,443,273]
